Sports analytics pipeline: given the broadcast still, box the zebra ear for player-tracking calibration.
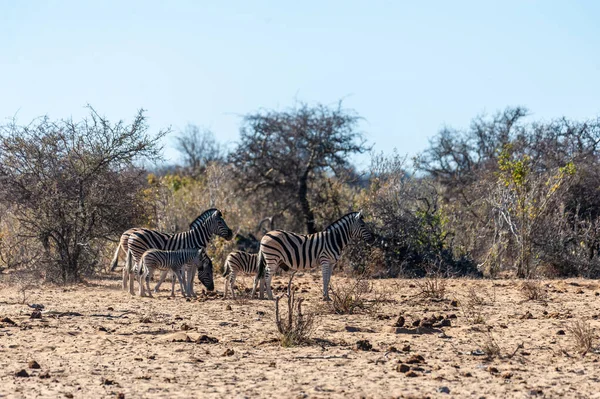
[357,210,363,219]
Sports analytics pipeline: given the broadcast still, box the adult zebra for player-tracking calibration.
[110,212,211,292]
[125,208,233,295]
[254,211,373,300]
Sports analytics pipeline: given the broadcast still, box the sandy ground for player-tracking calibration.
[1,272,600,399]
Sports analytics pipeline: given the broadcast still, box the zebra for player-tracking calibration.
[253,211,373,301]
[125,208,233,296]
[110,212,209,292]
[154,250,214,297]
[222,251,268,299]
[138,248,211,297]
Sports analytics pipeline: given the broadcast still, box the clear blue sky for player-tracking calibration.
[2,1,599,168]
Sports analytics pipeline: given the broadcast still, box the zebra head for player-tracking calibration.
[211,210,234,241]
[193,209,234,241]
[196,250,215,291]
[350,211,374,243]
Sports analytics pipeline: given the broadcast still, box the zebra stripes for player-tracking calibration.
[139,248,210,297]
[125,208,233,295]
[222,251,269,299]
[254,211,373,300]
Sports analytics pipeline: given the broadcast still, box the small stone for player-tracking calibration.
[39,371,51,379]
[355,340,372,351]
[222,348,235,356]
[394,316,405,327]
[446,313,457,319]
[435,319,451,327]
[487,366,499,374]
[180,323,192,331]
[196,335,219,344]
[530,389,543,396]
[406,354,425,364]
[388,346,399,353]
[116,394,125,399]
[405,371,419,377]
[102,378,116,385]
[65,393,74,399]
[269,362,276,367]
[396,363,410,373]
[225,304,232,311]
[501,371,513,379]
[557,330,565,335]
[15,369,29,377]
[461,371,472,377]
[30,310,42,319]
[107,306,114,311]
[450,300,458,307]
[520,311,534,320]
[345,326,361,332]
[1,317,16,325]
[28,360,41,369]
[402,345,411,352]
[438,386,450,394]
[412,319,421,327]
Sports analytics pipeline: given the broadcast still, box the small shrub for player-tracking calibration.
[275,273,315,347]
[568,320,595,356]
[461,289,486,325]
[521,280,548,301]
[482,332,501,360]
[415,273,446,300]
[324,275,387,315]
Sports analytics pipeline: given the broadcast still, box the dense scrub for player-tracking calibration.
[2,103,600,281]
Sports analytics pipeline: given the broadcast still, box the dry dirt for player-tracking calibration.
[1,273,600,398]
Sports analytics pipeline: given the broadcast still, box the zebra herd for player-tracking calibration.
[110,208,374,300]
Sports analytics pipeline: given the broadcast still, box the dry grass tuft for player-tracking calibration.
[568,319,595,356]
[324,275,388,315]
[482,332,502,360]
[415,273,446,300]
[521,280,548,301]
[275,273,315,347]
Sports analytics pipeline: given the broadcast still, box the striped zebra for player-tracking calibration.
[254,211,373,300]
[138,248,211,297]
[125,208,233,296]
[154,250,213,297]
[222,251,268,299]
[110,213,209,291]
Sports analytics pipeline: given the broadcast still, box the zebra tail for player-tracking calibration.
[109,244,121,271]
[222,259,231,277]
[257,251,266,279]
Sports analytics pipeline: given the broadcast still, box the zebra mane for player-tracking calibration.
[325,212,361,232]
[189,208,221,230]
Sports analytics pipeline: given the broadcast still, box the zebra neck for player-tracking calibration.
[322,227,350,254]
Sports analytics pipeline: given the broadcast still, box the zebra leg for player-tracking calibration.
[154,270,169,293]
[139,264,147,297]
[264,266,274,300]
[229,272,237,299]
[146,268,155,298]
[187,264,197,298]
[175,269,187,298]
[123,250,131,291]
[223,273,229,300]
[170,271,176,297]
[321,261,332,301]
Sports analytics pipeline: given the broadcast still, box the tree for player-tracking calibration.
[175,124,225,174]
[229,102,369,233]
[0,106,167,283]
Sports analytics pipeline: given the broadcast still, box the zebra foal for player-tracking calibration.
[139,248,211,298]
[254,211,373,301]
[222,251,269,299]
